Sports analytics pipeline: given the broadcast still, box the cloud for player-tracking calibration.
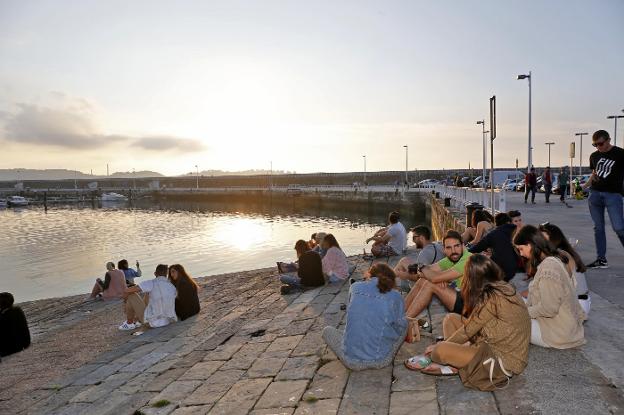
[0,101,204,153]
[132,136,205,152]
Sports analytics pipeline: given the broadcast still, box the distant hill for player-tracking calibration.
[0,169,163,181]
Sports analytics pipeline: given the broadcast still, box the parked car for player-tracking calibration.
[416,179,439,187]
[501,179,519,191]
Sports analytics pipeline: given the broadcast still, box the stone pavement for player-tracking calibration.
[2,193,624,414]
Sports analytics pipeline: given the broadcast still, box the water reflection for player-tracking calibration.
[0,200,427,302]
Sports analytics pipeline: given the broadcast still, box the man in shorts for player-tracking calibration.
[394,225,444,291]
[366,211,407,257]
[404,230,471,318]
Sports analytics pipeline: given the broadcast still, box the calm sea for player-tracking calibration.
[0,199,426,302]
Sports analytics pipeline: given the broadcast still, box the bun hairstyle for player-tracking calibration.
[368,263,397,294]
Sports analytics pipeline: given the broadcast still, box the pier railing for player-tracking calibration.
[420,184,506,214]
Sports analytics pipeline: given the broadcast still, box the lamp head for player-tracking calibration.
[476,120,484,125]
[517,74,529,80]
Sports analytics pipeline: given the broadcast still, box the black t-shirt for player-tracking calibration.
[173,278,200,321]
[468,223,519,282]
[297,251,325,287]
[0,306,31,357]
[589,146,624,194]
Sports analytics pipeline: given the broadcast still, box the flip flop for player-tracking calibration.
[420,362,458,376]
[404,355,432,371]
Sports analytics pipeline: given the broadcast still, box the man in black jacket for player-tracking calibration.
[0,292,31,357]
[468,213,519,282]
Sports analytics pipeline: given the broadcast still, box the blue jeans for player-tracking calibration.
[588,190,624,260]
[279,273,302,288]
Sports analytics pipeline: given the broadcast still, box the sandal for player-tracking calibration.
[420,362,458,376]
[404,355,432,371]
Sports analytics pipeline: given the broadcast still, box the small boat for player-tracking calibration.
[6,196,29,207]
[100,192,128,201]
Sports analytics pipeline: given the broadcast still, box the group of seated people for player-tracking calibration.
[88,260,201,331]
[322,209,590,391]
[277,232,353,294]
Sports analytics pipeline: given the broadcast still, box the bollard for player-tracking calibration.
[435,192,440,199]
[465,202,484,227]
[444,197,451,207]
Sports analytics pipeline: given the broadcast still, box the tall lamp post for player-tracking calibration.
[607,115,624,147]
[403,145,408,186]
[195,165,199,189]
[575,132,588,176]
[362,155,367,185]
[545,142,555,166]
[476,120,487,188]
[517,71,532,170]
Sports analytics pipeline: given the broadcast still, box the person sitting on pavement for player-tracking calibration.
[279,240,325,294]
[366,211,407,257]
[278,234,326,273]
[404,230,472,320]
[311,232,328,258]
[89,262,127,300]
[461,209,494,246]
[118,259,142,286]
[321,234,350,283]
[322,263,407,371]
[308,233,318,250]
[0,292,31,357]
[513,225,585,348]
[508,210,523,229]
[405,255,530,391]
[119,264,178,331]
[168,264,200,321]
[538,222,591,316]
[468,213,520,282]
[394,225,444,292]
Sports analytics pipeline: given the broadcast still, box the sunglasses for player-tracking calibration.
[592,140,608,148]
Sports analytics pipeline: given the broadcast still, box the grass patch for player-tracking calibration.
[303,395,318,403]
[151,399,171,408]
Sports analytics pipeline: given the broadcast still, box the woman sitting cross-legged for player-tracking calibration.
[321,234,350,283]
[279,240,325,294]
[322,263,407,371]
[168,264,200,321]
[513,225,585,348]
[405,255,530,391]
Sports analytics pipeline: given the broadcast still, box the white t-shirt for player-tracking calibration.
[139,276,178,328]
[387,222,407,254]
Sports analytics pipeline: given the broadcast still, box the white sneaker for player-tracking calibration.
[134,321,142,328]
[119,321,136,331]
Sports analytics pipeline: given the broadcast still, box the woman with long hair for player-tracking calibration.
[538,223,590,315]
[461,209,494,245]
[405,255,530,391]
[279,240,325,294]
[323,263,407,370]
[321,234,349,283]
[168,264,200,321]
[513,225,585,348]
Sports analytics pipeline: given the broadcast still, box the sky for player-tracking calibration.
[0,0,623,176]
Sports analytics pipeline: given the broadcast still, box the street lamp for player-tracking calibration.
[362,155,367,185]
[476,120,487,188]
[517,71,532,170]
[607,115,624,147]
[132,168,136,190]
[545,142,555,167]
[403,145,408,186]
[195,165,199,189]
[575,132,588,176]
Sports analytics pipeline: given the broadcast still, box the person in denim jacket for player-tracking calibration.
[322,263,407,370]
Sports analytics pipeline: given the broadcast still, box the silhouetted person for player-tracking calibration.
[524,167,537,204]
[0,292,31,357]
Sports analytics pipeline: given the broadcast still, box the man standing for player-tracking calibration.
[559,167,569,202]
[584,130,624,269]
[524,167,537,204]
[542,166,552,203]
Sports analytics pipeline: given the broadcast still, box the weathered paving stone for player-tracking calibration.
[394,340,431,363]
[338,367,393,414]
[437,376,499,414]
[171,405,213,415]
[26,386,87,415]
[206,341,244,361]
[69,372,136,403]
[248,332,279,344]
[249,408,295,415]
[180,361,224,380]
[240,318,273,335]
[120,371,159,393]
[120,351,170,373]
[139,403,179,415]
[276,318,315,337]
[310,294,335,306]
[292,331,325,357]
[294,398,341,415]
[311,312,344,331]
[266,316,297,332]
[88,390,154,415]
[148,358,181,373]
[73,362,125,385]
[220,342,269,370]
[276,356,320,380]
[52,402,92,414]
[247,357,287,378]
[183,370,245,406]
[304,361,349,400]
[392,363,436,392]
[45,363,103,389]
[254,380,309,409]
[209,378,273,415]
[266,335,304,353]
[144,368,189,392]
[295,303,327,320]
[150,380,203,405]
[390,390,438,414]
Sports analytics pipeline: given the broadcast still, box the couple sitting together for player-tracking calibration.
[88,261,201,331]
[324,225,585,391]
[278,233,352,294]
